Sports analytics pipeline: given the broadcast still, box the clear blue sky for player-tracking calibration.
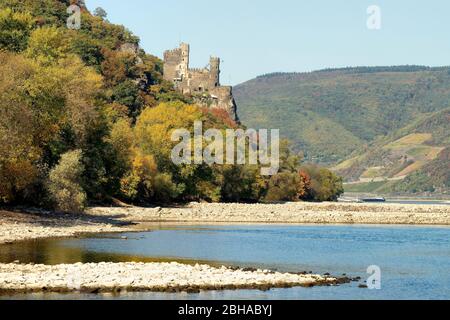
[86,0,450,85]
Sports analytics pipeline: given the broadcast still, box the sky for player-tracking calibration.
[85,0,450,85]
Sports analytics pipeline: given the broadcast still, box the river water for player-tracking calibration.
[1,224,449,300]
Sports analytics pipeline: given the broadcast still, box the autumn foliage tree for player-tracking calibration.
[0,8,34,52]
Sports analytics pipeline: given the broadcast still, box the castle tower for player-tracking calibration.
[163,43,190,82]
[179,43,190,78]
[209,56,220,87]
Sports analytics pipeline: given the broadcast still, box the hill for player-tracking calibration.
[234,67,450,195]
[336,108,450,194]
[234,67,450,165]
[0,0,344,208]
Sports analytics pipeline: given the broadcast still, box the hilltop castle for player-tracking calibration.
[163,43,239,122]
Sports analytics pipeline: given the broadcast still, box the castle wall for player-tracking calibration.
[187,69,217,93]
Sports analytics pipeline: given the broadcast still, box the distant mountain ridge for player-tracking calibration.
[257,65,450,79]
[234,66,450,195]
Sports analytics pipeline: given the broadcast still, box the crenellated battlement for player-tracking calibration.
[189,67,209,73]
[163,48,181,56]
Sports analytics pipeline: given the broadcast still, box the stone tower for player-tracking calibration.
[163,42,190,83]
[179,43,190,79]
[209,57,220,87]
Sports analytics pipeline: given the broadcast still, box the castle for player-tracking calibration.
[163,43,239,122]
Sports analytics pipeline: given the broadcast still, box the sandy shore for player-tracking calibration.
[0,262,350,294]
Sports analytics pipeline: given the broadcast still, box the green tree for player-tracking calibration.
[111,80,144,119]
[93,7,107,20]
[264,172,303,202]
[220,165,265,203]
[47,150,87,213]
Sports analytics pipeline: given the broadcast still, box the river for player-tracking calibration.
[1,224,449,300]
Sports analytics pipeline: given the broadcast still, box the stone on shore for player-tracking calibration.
[90,202,450,226]
[0,262,339,294]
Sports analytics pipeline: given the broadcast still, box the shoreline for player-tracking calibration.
[0,262,355,295]
[1,202,449,295]
[0,208,137,245]
[1,202,450,245]
[92,201,450,226]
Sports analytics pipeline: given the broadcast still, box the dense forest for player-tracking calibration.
[0,0,343,212]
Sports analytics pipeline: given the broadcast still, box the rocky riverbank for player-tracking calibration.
[1,202,447,296]
[1,202,450,245]
[0,262,348,294]
[90,202,450,226]
[0,208,136,245]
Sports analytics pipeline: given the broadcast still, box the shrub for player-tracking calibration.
[264,172,303,202]
[47,150,86,213]
[152,173,183,203]
[220,165,265,203]
[300,165,344,201]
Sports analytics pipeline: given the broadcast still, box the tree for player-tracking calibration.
[0,8,34,52]
[47,150,87,213]
[220,165,265,202]
[300,164,344,201]
[111,80,144,119]
[0,52,44,203]
[264,172,303,202]
[25,26,70,65]
[0,45,102,205]
[93,7,107,20]
[69,32,103,68]
[134,101,202,167]
[120,152,157,201]
[298,169,312,199]
[101,48,134,86]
